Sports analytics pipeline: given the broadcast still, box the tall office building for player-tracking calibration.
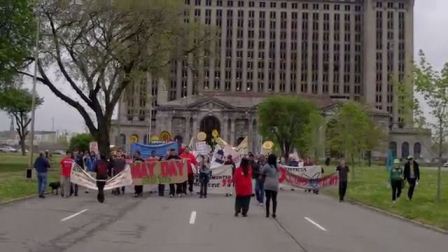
[112,0,430,159]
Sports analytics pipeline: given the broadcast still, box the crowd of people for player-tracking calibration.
[32,146,421,216]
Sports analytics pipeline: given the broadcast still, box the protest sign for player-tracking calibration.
[130,142,179,159]
[71,163,133,190]
[89,142,98,155]
[130,159,187,184]
[195,141,211,155]
[194,165,233,194]
[279,165,338,189]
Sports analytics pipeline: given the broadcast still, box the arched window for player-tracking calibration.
[143,134,149,144]
[401,142,409,159]
[414,142,422,159]
[389,142,397,158]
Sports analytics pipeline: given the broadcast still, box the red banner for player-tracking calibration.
[131,160,187,185]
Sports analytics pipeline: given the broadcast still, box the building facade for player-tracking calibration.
[111,0,431,160]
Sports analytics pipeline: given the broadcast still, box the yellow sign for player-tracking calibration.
[160,131,172,142]
[150,135,160,141]
[212,129,219,138]
[130,135,138,143]
[262,141,274,150]
[197,132,207,141]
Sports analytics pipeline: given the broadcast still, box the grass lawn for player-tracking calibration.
[0,153,62,203]
[323,165,448,230]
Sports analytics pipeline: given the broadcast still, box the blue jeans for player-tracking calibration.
[255,178,264,203]
[37,172,47,195]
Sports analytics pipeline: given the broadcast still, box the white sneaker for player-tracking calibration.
[392,200,396,204]
[259,203,264,207]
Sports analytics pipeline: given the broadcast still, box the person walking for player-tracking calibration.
[166,148,181,198]
[60,151,74,198]
[111,154,126,195]
[224,155,236,197]
[404,156,420,200]
[133,151,144,197]
[390,159,404,204]
[234,158,253,217]
[262,154,280,218]
[254,155,266,206]
[180,147,198,196]
[94,155,109,203]
[199,155,211,198]
[34,152,50,198]
[336,159,349,202]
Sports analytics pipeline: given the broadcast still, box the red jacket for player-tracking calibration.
[180,152,198,175]
[234,167,253,196]
[60,157,74,177]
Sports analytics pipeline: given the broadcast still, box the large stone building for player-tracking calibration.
[111,0,431,160]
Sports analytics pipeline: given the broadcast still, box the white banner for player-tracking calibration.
[194,165,233,194]
[70,163,134,191]
[195,141,211,155]
[279,165,322,190]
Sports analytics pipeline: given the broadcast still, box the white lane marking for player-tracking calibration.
[61,209,88,222]
[189,211,197,224]
[304,217,327,232]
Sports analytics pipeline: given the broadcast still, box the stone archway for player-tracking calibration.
[200,116,221,143]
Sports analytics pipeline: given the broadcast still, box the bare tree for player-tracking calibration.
[18,0,212,155]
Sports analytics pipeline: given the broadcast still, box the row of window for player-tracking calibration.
[187,0,363,11]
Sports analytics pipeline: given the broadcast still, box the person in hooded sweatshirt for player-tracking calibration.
[390,159,404,204]
[234,158,253,217]
[199,155,212,198]
[94,154,109,203]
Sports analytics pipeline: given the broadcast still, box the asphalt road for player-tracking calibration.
[0,187,446,252]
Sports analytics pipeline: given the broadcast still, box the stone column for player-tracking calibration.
[192,115,199,138]
[230,117,236,146]
[185,115,191,144]
[248,117,254,152]
[222,115,229,142]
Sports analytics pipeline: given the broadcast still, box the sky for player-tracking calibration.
[1,0,447,133]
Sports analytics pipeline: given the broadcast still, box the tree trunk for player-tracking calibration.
[95,122,111,158]
[437,121,443,202]
[20,138,26,156]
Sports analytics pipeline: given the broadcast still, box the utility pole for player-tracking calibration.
[26,11,40,179]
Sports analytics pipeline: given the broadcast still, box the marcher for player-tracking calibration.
[60,151,74,198]
[336,159,349,202]
[133,151,144,197]
[112,154,127,195]
[390,159,404,204]
[199,155,211,198]
[234,158,252,217]
[224,155,236,197]
[166,148,181,198]
[94,155,109,203]
[248,153,257,196]
[254,155,266,206]
[404,156,420,200]
[71,151,85,196]
[180,147,198,195]
[34,152,50,198]
[262,154,280,218]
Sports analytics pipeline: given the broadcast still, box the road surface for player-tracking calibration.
[0,188,446,252]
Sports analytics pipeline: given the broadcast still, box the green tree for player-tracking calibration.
[258,96,320,161]
[18,0,212,156]
[414,50,448,202]
[0,88,43,155]
[69,133,94,153]
[327,101,384,179]
[0,0,35,85]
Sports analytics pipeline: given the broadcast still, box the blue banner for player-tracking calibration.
[130,142,179,159]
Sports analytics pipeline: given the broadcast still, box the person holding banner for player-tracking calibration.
[133,151,145,198]
[262,154,280,218]
[94,155,109,203]
[199,155,212,198]
[60,151,74,198]
[234,158,253,217]
[166,148,181,198]
[180,147,198,196]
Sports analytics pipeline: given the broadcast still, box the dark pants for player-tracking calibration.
[339,181,347,201]
[158,184,165,196]
[169,184,176,196]
[200,182,208,197]
[255,178,264,203]
[407,178,416,200]
[235,196,251,216]
[265,190,278,217]
[97,181,106,203]
[188,174,195,193]
[391,180,402,201]
[70,183,78,196]
[176,183,184,195]
[134,185,143,196]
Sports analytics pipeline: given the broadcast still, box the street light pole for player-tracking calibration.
[26,13,40,179]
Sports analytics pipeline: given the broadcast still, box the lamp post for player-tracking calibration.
[26,11,40,179]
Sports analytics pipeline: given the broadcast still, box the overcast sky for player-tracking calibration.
[1,0,447,133]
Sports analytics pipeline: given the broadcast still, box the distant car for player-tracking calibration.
[443,162,448,167]
[0,146,18,153]
[52,150,66,155]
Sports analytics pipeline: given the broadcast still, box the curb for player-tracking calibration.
[346,199,448,235]
[0,194,37,206]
